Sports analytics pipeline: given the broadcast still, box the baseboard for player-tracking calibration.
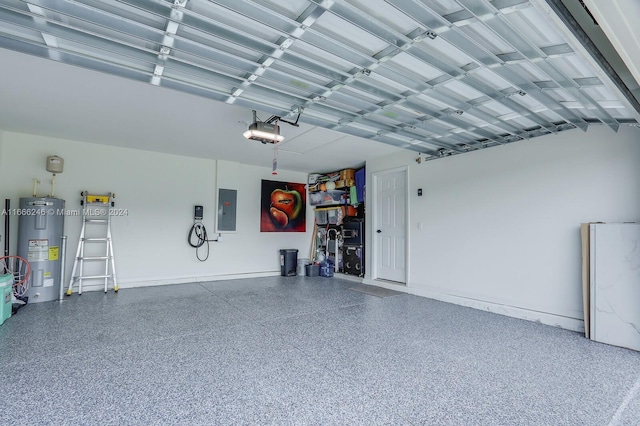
[362,278,585,333]
[80,271,282,291]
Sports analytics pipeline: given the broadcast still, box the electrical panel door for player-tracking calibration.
[217,189,237,232]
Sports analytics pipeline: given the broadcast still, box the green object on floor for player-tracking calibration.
[0,273,13,325]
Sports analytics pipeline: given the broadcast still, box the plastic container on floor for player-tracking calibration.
[1,273,13,326]
[297,258,309,276]
[305,264,320,277]
[319,261,334,278]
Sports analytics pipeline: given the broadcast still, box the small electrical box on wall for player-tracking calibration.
[217,189,237,232]
[194,205,204,220]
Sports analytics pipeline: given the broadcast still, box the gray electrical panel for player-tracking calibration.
[217,189,237,232]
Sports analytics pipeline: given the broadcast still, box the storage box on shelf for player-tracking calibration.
[339,168,355,181]
[334,179,355,189]
[314,207,342,225]
[309,190,346,206]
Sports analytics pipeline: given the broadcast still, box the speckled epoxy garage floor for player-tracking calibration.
[1,276,639,425]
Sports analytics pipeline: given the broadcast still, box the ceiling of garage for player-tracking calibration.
[0,0,638,173]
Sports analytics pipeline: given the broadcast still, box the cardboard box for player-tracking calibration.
[340,169,355,181]
[334,179,355,189]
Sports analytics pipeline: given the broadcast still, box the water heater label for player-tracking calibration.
[28,239,49,262]
[43,271,53,287]
[49,246,59,261]
[26,201,54,206]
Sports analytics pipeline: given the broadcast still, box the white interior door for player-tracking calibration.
[373,168,407,283]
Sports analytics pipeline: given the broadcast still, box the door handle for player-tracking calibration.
[376,229,382,233]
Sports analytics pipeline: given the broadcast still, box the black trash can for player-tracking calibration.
[279,249,298,276]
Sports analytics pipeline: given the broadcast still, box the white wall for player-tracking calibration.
[0,132,313,290]
[365,125,640,330]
